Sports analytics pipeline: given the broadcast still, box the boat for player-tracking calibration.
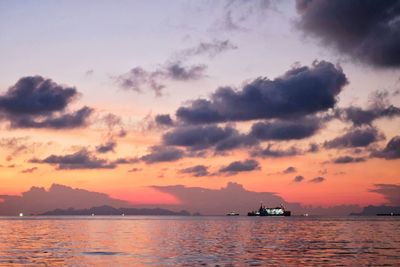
[248,203,291,216]
[226,212,239,216]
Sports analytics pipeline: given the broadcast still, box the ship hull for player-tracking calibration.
[248,211,291,216]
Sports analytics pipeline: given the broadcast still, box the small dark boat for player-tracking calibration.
[226,212,239,216]
[248,203,291,216]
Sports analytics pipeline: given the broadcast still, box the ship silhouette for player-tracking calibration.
[248,203,291,216]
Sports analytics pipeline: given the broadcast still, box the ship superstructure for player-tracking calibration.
[248,203,291,216]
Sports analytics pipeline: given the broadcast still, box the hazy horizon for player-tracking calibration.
[1,0,399,215]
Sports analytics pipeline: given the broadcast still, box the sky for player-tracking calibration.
[0,0,399,215]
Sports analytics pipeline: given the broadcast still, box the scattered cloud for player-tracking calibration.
[113,158,139,164]
[140,146,185,164]
[335,91,400,126]
[293,175,304,182]
[309,176,325,183]
[216,0,276,32]
[100,113,127,139]
[333,156,366,164]
[371,136,400,160]
[128,167,142,172]
[219,159,260,175]
[95,141,116,154]
[85,69,94,76]
[165,62,206,81]
[296,0,400,67]
[20,167,38,173]
[283,166,297,174]
[324,126,384,149]
[336,106,400,126]
[308,143,319,153]
[115,62,206,97]
[180,165,210,177]
[30,149,116,170]
[0,137,36,161]
[176,39,238,59]
[318,168,328,175]
[251,144,302,158]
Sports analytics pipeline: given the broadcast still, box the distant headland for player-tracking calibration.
[40,205,193,216]
[350,205,400,216]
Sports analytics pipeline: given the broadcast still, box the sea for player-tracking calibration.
[0,216,399,266]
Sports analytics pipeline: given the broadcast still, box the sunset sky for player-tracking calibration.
[0,0,399,213]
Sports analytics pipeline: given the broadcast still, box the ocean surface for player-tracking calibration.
[0,216,399,266]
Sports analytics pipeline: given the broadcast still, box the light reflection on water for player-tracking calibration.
[0,216,399,266]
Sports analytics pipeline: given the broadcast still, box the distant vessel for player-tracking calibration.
[226,212,239,216]
[248,204,291,216]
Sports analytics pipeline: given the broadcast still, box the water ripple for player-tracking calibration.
[0,216,399,266]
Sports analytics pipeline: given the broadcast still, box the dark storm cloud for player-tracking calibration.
[219,159,260,174]
[296,0,400,67]
[369,184,400,205]
[250,116,322,141]
[310,176,325,183]
[180,165,210,177]
[30,149,116,170]
[324,127,384,149]
[162,125,257,152]
[293,175,304,182]
[95,141,116,154]
[0,76,93,129]
[115,62,206,97]
[140,146,185,164]
[283,166,297,174]
[155,114,174,127]
[333,156,366,164]
[251,144,302,158]
[177,39,238,59]
[176,61,347,124]
[371,136,400,160]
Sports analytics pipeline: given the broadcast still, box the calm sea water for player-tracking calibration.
[0,216,399,266]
